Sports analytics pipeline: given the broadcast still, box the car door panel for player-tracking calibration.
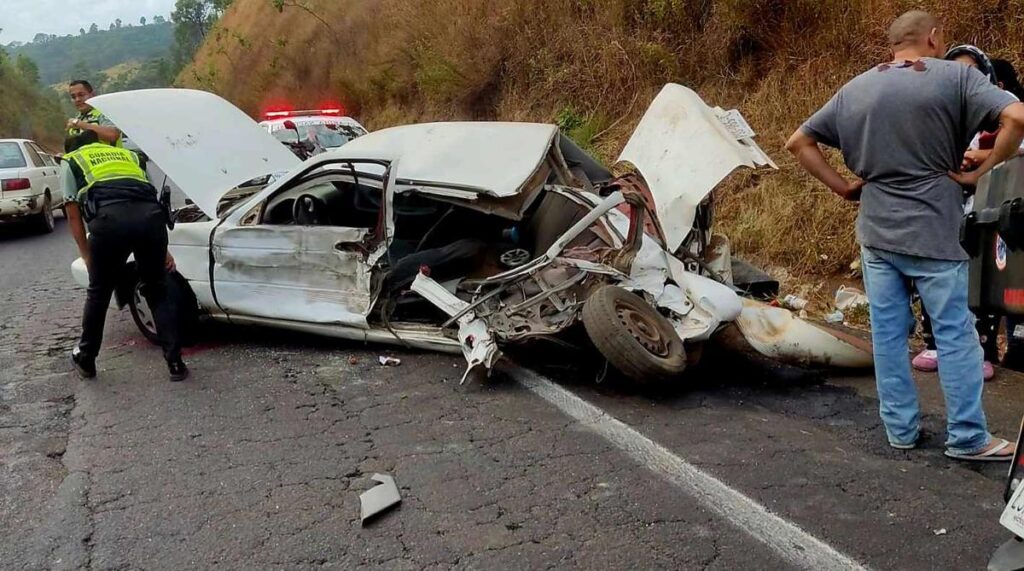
[209,157,396,329]
[31,143,60,195]
[212,225,379,327]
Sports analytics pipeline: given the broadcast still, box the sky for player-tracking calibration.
[1,0,176,44]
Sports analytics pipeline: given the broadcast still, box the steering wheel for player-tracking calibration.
[292,193,329,225]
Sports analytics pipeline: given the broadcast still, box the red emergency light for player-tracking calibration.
[263,107,346,120]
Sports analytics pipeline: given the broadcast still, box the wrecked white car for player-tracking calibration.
[70,86,871,383]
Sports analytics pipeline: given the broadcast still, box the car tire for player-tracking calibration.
[127,272,199,346]
[582,285,687,383]
[128,279,162,345]
[32,194,55,234]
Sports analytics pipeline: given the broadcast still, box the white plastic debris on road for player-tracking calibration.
[378,356,402,367]
[359,473,402,525]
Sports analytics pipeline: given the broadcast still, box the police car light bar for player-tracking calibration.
[264,108,344,119]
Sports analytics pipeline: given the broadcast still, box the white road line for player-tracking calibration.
[511,367,869,571]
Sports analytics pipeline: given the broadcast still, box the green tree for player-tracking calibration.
[170,0,232,71]
[79,28,86,36]
[115,18,122,28]
[70,60,90,81]
[0,49,64,145]
[140,16,147,26]
[14,54,39,84]
[89,23,99,34]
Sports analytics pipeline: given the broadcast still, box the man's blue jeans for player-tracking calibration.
[861,246,991,454]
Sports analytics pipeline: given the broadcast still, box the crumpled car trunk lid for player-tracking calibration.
[617,83,776,252]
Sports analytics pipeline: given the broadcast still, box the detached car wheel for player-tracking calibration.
[582,286,687,383]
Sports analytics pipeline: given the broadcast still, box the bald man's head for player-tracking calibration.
[888,10,944,56]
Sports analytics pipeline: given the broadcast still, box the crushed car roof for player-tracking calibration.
[339,122,560,198]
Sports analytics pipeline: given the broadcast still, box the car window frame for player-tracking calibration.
[256,169,385,227]
[22,142,45,168]
[29,143,56,166]
[235,159,394,249]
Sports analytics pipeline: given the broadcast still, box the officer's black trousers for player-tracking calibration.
[79,201,181,363]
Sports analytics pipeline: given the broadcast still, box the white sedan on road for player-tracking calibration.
[69,87,872,383]
[0,138,64,233]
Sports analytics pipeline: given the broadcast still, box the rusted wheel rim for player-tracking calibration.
[614,300,669,357]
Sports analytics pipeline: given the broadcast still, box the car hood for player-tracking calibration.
[88,89,300,218]
[339,122,560,197]
[617,83,776,252]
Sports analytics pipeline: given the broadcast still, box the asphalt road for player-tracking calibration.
[1,217,1022,570]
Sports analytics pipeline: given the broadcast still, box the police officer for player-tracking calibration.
[66,79,122,146]
[61,130,188,382]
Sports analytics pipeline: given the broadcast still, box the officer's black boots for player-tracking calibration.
[168,359,189,382]
[71,348,96,380]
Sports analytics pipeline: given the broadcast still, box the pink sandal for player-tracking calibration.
[912,349,938,372]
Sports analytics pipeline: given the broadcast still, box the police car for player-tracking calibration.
[257,109,368,158]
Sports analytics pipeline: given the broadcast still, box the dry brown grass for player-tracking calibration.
[181,0,1024,287]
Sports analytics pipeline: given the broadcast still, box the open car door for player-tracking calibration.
[211,159,396,328]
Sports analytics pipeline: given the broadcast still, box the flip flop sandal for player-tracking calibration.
[944,438,1014,462]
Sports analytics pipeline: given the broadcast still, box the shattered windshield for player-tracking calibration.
[273,123,367,149]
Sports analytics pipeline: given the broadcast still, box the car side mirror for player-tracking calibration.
[283,119,297,131]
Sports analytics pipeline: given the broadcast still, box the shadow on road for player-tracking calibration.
[0,215,64,243]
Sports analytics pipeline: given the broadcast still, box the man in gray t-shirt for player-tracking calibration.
[787,10,1024,461]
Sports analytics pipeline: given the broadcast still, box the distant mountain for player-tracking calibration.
[8,22,173,85]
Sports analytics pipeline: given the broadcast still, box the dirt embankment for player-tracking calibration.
[181,0,1024,288]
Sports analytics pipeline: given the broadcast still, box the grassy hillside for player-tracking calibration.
[0,50,64,149]
[9,22,173,85]
[180,0,1024,281]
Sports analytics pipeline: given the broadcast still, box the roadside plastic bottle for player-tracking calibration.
[782,294,808,311]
